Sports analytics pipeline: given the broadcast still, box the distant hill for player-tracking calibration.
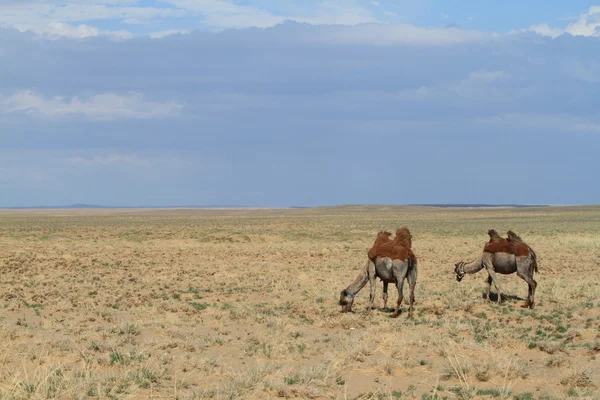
[408,204,549,208]
[1,203,550,210]
[0,204,284,210]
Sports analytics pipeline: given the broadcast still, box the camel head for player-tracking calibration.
[454,261,466,282]
[339,289,355,313]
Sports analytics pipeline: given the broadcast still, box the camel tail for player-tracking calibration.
[409,254,417,271]
[530,248,538,274]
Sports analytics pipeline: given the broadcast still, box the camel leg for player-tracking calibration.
[517,256,537,309]
[382,282,389,310]
[485,274,493,302]
[407,264,417,318]
[367,261,377,311]
[390,279,403,318]
[390,262,409,318]
[482,253,502,304]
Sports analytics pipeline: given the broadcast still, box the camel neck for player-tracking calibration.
[345,267,369,296]
[463,255,484,274]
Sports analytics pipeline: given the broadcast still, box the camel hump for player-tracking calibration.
[394,227,413,248]
[484,240,512,254]
[513,243,530,257]
[484,241,531,257]
[368,231,393,259]
[507,230,524,243]
[487,229,503,242]
[371,241,410,261]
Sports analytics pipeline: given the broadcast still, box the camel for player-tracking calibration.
[454,230,538,308]
[340,227,417,318]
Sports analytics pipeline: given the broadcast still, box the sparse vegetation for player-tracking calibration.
[0,206,598,398]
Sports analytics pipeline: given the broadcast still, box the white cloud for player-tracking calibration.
[0,90,183,120]
[149,29,191,38]
[530,6,600,38]
[529,24,565,39]
[36,22,133,39]
[160,0,377,28]
[311,23,489,46]
[68,154,151,167]
[0,1,185,37]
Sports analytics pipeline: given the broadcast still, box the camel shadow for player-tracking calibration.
[481,291,524,303]
[378,307,409,314]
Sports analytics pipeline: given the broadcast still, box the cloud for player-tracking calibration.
[68,154,151,167]
[0,1,186,37]
[302,23,489,46]
[529,24,565,39]
[1,23,600,206]
[0,90,183,120]
[0,0,380,37]
[530,6,600,38]
[38,22,133,39]
[149,29,191,38]
[159,0,378,29]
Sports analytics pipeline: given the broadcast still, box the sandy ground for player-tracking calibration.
[0,205,598,399]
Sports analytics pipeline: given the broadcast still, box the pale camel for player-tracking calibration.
[454,229,538,308]
[340,228,417,318]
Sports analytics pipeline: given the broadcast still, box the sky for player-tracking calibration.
[1,1,600,207]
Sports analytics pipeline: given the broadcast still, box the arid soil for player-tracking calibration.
[0,206,598,399]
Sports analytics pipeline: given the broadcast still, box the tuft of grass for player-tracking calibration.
[188,302,209,312]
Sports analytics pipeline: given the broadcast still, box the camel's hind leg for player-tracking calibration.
[390,261,409,318]
[517,256,537,309]
[407,264,417,318]
[390,279,404,318]
[382,282,389,310]
[485,275,493,302]
[482,253,502,304]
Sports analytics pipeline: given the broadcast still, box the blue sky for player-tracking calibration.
[1,1,600,207]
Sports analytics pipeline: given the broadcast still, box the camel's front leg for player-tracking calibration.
[483,254,502,304]
[382,282,389,310]
[367,261,377,311]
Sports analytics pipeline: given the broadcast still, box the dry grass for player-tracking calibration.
[0,205,599,399]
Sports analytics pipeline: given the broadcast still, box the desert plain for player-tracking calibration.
[0,205,598,399]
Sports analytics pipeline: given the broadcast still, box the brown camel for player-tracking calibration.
[454,230,538,308]
[340,227,417,318]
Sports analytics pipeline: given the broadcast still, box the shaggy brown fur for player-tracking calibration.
[370,227,415,262]
[484,230,536,260]
[507,230,524,243]
[487,229,504,243]
[484,241,531,257]
[367,231,393,260]
[394,227,412,249]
